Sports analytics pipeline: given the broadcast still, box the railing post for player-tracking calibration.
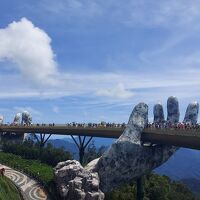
[136,176,144,200]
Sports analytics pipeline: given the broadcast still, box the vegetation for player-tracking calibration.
[105,173,200,200]
[83,141,107,165]
[181,178,200,195]
[0,152,56,198]
[0,176,21,200]
[2,140,72,167]
[0,141,199,200]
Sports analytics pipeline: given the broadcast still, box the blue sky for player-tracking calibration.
[1,0,200,127]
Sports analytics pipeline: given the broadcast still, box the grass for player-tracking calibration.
[0,152,58,199]
[0,152,53,184]
[0,176,21,200]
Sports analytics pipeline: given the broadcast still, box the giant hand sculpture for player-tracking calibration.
[21,111,32,125]
[13,113,21,125]
[0,115,3,125]
[54,97,199,200]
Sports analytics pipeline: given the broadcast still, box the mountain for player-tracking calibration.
[47,139,78,158]
[155,148,200,180]
[47,137,115,159]
[61,137,116,148]
[155,148,200,195]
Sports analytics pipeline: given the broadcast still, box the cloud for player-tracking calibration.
[0,17,200,102]
[0,18,60,86]
[0,69,200,101]
[31,0,200,29]
[96,83,134,99]
[43,0,102,18]
[122,1,200,28]
[52,106,59,113]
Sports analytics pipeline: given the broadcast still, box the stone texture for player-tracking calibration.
[167,96,180,123]
[13,113,21,125]
[154,103,164,123]
[54,96,198,198]
[0,115,3,124]
[22,111,32,125]
[183,102,199,124]
[54,160,104,200]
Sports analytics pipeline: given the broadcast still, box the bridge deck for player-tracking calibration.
[0,125,200,150]
[0,125,123,138]
[142,129,200,150]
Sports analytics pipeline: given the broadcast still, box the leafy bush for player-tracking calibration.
[105,173,200,200]
[2,140,72,166]
[0,152,53,184]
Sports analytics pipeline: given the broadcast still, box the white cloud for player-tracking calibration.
[52,106,59,113]
[96,83,134,99]
[32,0,200,29]
[122,1,200,28]
[0,17,200,102]
[0,18,60,86]
[35,0,102,22]
[0,70,200,101]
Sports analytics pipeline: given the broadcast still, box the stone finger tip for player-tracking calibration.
[128,102,148,127]
[184,101,199,124]
[167,96,180,123]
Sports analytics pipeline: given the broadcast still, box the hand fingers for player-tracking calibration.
[153,103,164,123]
[183,101,199,125]
[128,102,148,129]
[167,96,180,123]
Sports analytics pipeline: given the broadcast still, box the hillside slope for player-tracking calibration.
[155,148,200,194]
[0,176,21,200]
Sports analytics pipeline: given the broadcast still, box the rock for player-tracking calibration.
[54,160,104,200]
[85,192,103,200]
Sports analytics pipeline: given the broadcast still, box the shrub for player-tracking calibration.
[2,140,72,167]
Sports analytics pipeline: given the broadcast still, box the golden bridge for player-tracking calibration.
[0,125,200,150]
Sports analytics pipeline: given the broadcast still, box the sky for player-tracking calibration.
[1,0,200,127]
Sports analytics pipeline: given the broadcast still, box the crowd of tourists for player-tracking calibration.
[0,122,126,128]
[1,121,199,130]
[146,122,199,129]
[64,122,126,128]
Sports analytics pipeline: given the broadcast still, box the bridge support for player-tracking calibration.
[136,176,144,200]
[71,135,93,165]
[34,133,52,148]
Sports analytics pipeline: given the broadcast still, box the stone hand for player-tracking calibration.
[88,96,199,192]
[54,96,199,199]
